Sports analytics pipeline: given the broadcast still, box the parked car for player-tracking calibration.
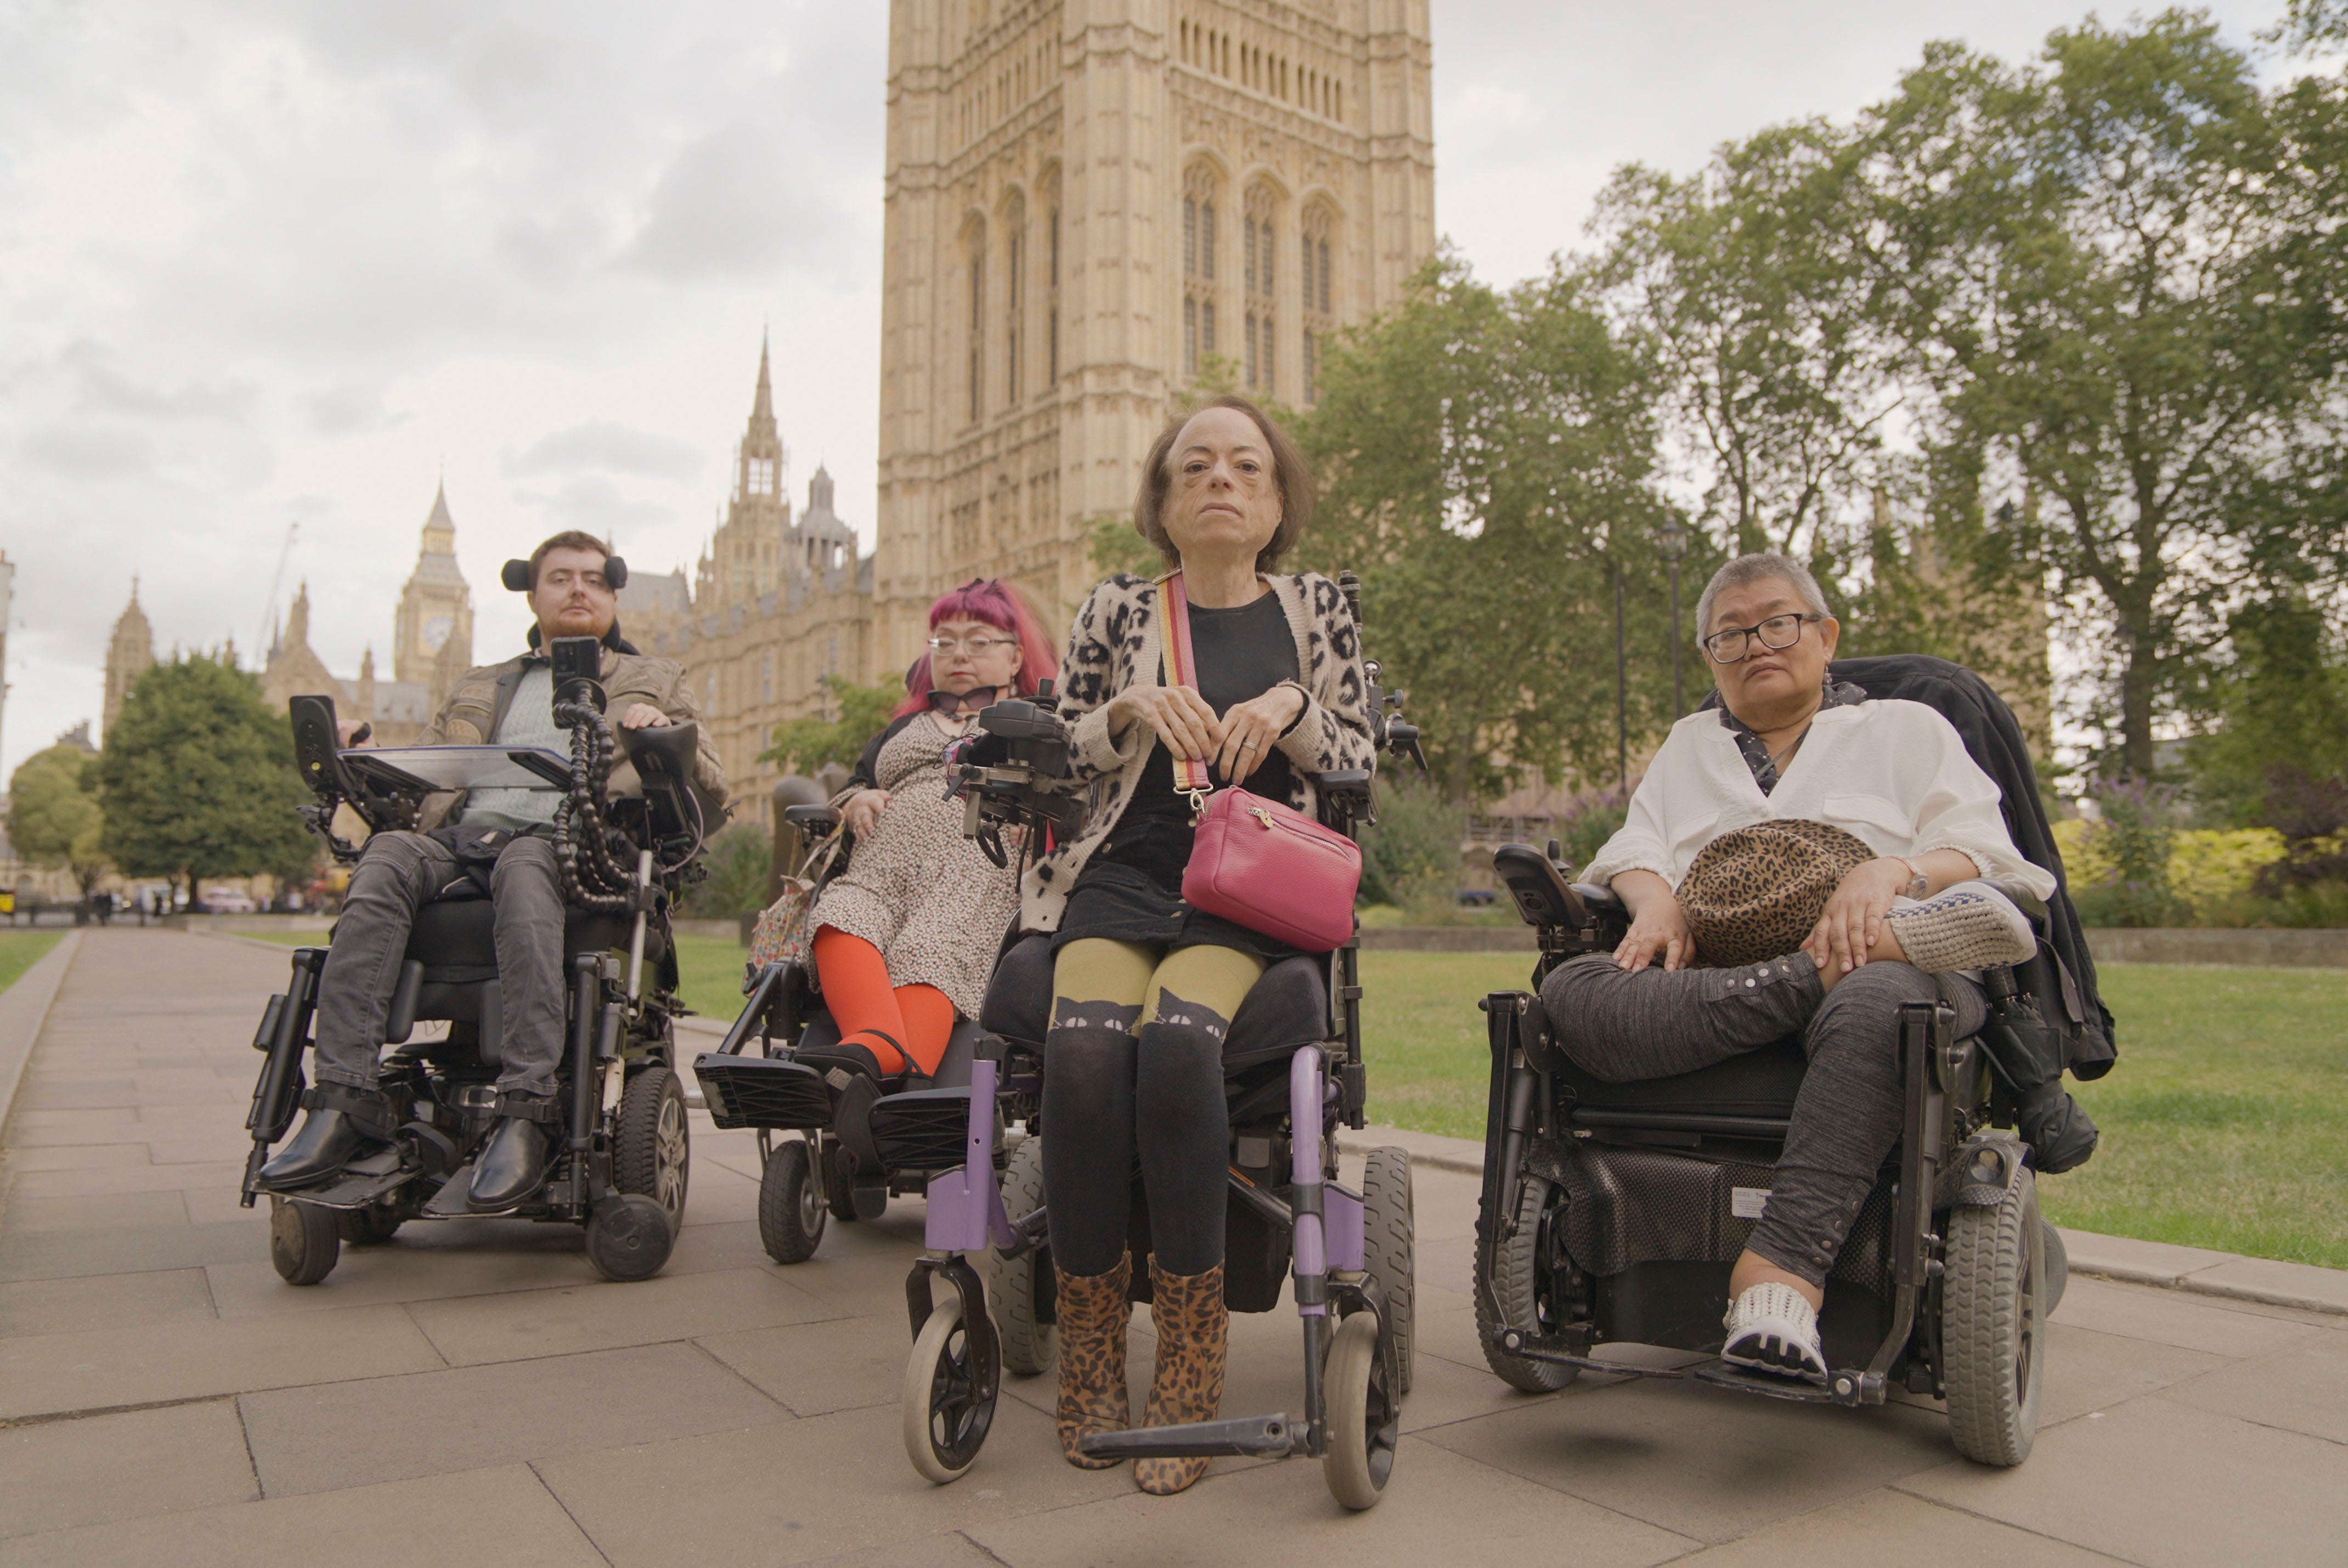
[200,890,257,914]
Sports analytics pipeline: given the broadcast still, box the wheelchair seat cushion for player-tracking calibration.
[1554,1035,1812,1123]
[406,897,648,980]
[980,933,1327,1069]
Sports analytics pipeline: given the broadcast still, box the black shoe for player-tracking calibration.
[468,1106,556,1211]
[258,1094,392,1189]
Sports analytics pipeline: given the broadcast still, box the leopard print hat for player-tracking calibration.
[1678,819,1875,967]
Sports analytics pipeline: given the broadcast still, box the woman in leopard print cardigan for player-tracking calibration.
[1032,395,1374,1496]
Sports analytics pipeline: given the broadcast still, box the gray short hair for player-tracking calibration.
[1694,552,1832,643]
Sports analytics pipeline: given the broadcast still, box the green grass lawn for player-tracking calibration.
[0,931,65,997]
[552,936,2348,1271]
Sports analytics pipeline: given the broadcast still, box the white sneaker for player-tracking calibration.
[1884,880,2036,973]
[1722,1282,1829,1384]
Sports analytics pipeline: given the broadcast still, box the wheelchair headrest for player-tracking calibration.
[504,556,628,591]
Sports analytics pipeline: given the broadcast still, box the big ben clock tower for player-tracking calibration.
[393,479,475,686]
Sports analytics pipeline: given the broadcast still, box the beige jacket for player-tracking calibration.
[1020,571,1376,932]
[414,641,727,829]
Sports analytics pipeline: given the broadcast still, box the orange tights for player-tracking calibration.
[811,926,956,1075]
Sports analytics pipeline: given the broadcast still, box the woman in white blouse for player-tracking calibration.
[1550,552,2050,1385]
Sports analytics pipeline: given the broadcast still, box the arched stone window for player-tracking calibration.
[1003,190,1026,405]
[1244,183,1278,394]
[966,216,987,424]
[1301,203,1336,405]
[1043,169,1063,386]
[1183,162,1221,378]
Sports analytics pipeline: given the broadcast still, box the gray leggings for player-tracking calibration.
[1539,952,1984,1289]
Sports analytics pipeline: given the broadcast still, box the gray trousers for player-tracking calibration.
[1539,952,1985,1289]
[312,830,569,1099]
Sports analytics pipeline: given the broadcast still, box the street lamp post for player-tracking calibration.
[1657,516,1689,718]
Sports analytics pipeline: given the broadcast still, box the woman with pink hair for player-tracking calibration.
[804,579,1057,1078]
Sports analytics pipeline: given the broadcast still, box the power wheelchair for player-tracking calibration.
[1472,663,2098,1467]
[239,638,721,1286]
[693,571,1428,1509]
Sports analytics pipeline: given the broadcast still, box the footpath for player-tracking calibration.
[2,929,2344,1566]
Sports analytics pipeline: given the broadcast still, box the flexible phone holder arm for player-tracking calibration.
[550,663,642,914]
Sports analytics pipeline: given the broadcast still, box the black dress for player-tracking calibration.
[1054,590,1305,961]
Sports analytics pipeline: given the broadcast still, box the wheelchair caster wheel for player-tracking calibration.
[585,1193,675,1282]
[338,1203,404,1246]
[758,1136,827,1264]
[1324,1310,1398,1511]
[902,1292,998,1484]
[269,1196,341,1286]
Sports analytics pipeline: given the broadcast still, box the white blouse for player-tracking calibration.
[1583,698,2058,902]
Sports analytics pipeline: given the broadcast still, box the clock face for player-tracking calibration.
[423,615,454,653]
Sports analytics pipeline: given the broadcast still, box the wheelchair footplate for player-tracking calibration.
[1493,1328,1874,1407]
[264,1147,420,1212]
[692,1051,835,1130]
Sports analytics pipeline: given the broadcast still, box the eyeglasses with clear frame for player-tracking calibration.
[927,634,1016,655]
[1703,613,1822,664]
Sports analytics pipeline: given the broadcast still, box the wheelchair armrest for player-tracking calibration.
[1572,882,1626,920]
[784,804,843,831]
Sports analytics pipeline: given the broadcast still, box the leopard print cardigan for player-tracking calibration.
[1020,570,1376,933]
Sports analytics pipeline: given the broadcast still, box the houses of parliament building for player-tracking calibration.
[108,2,1438,828]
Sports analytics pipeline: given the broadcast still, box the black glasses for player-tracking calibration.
[1703,613,1821,664]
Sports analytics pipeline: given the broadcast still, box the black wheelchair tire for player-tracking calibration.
[337,1202,405,1246]
[1358,1145,1416,1397]
[269,1196,341,1286]
[758,1135,827,1265]
[614,1066,690,1231]
[1323,1308,1398,1511]
[1943,1168,2047,1467]
[986,1135,1055,1377]
[902,1292,998,1485]
[1474,1175,1579,1393]
[584,1192,675,1282]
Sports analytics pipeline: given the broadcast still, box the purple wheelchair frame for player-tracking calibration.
[907,1039,1392,1465]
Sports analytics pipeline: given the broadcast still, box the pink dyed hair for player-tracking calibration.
[891,578,1060,718]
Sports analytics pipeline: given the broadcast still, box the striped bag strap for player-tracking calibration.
[1158,570,1216,802]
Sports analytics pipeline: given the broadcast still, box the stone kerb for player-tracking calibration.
[0,929,85,1135]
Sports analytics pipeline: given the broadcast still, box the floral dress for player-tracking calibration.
[806,710,1019,1018]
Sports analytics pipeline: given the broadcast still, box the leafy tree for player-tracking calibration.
[93,653,317,902]
[1590,120,1897,565]
[1295,252,1687,801]
[6,744,110,899]
[759,674,906,777]
[2187,596,2348,827]
[1859,13,2348,775]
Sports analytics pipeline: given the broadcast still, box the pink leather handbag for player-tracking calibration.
[1161,571,1363,953]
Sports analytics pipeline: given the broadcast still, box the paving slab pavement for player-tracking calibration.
[2,928,2341,1565]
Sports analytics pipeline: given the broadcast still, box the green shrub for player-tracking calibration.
[680,822,774,919]
[1358,773,1459,908]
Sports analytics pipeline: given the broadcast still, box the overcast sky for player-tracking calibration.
[0,0,2294,780]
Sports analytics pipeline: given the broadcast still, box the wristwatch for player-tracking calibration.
[1894,857,1929,900]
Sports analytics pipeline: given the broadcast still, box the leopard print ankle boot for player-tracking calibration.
[1053,1252,1133,1468]
[1134,1258,1228,1496]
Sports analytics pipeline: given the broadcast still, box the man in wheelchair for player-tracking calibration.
[1522,552,2091,1391]
[259,531,724,1212]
